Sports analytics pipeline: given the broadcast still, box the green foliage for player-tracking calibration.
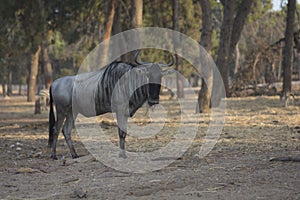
[241,9,286,59]
[143,0,202,77]
[48,31,66,60]
[0,0,297,86]
[248,0,273,22]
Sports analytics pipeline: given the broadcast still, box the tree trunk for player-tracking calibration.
[216,0,235,97]
[216,0,253,97]
[42,45,53,90]
[112,4,121,36]
[130,0,143,62]
[233,42,240,75]
[197,0,213,113]
[253,52,261,86]
[176,57,184,98]
[131,0,143,28]
[282,0,296,96]
[199,0,212,52]
[112,4,125,62]
[7,65,12,96]
[28,45,41,102]
[173,0,184,98]
[278,45,283,81]
[101,0,116,66]
[229,0,253,56]
[19,83,22,95]
[2,83,6,97]
[228,0,253,80]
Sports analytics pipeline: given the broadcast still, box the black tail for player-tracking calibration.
[48,86,55,147]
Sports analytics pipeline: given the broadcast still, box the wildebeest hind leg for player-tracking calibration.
[51,112,65,160]
[62,111,78,159]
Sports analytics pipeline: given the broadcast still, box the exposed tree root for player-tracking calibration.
[270,157,300,162]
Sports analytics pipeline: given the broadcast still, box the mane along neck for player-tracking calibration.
[95,62,149,117]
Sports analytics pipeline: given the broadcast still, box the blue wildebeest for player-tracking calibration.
[48,52,174,159]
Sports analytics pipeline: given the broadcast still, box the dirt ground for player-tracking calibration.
[0,95,299,200]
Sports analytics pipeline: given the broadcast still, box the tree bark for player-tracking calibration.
[112,4,121,36]
[278,45,283,81]
[28,45,41,102]
[19,83,22,95]
[216,0,253,97]
[7,65,12,96]
[173,0,184,98]
[229,0,253,56]
[112,4,126,62]
[101,0,116,66]
[282,0,296,95]
[216,0,235,97]
[199,0,212,52]
[42,45,53,90]
[130,0,143,62]
[197,0,213,113]
[253,52,261,85]
[131,0,143,28]
[2,83,6,97]
[233,42,240,75]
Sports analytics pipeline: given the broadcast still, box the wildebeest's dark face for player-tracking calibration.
[148,64,163,106]
[134,51,175,107]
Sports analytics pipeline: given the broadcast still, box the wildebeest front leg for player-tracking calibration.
[62,111,79,159]
[117,114,128,158]
[118,127,127,158]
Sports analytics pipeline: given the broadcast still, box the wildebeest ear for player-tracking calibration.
[162,68,176,76]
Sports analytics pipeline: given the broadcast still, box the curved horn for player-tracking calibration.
[159,54,175,67]
[134,50,147,65]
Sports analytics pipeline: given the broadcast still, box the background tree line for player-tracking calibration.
[0,0,298,112]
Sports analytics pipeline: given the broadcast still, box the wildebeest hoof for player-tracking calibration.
[119,153,127,158]
[72,154,79,159]
[119,150,127,158]
[51,155,58,160]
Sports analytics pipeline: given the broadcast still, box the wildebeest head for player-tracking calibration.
[135,51,175,106]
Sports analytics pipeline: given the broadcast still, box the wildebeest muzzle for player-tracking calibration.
[148,98,159,106]
[148,83,161,106]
